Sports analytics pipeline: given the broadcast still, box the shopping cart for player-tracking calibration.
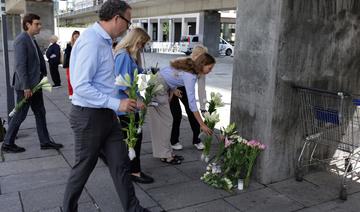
[294,85,360,200]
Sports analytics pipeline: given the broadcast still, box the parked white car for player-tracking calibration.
[219,37,234,56]
[179,35,234,56]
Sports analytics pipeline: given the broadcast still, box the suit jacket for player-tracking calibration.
[12,32,47,90]
[45,42,61,65]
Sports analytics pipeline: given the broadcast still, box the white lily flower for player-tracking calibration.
[41,84,52,92]
[137,127,142,134]
[39,77,49,85]
[210,92,224,107]
[115,74,131,87]
[128,148,136,160]
[138,80,148,92]
[201,153,205,161]
[9,108,16,117]
[204,156,210,163]
[204,112,220,123]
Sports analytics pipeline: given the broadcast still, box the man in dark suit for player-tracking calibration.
[1,13,63,153]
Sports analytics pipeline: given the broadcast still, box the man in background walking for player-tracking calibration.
[1,13,63,153]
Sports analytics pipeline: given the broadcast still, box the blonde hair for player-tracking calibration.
[49,35,58,43]
[114,28,150,64]
[191,44,208,60]
[171,53,215,75]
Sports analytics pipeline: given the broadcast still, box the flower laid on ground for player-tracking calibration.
[9,77,52,117]
[115,70,164,160]
[201,123,266,191]
[199,92,224,162]
[200,163,233,191]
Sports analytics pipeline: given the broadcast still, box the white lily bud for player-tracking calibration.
[128,148,136,160]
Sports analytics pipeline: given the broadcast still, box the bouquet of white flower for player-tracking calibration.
[200,92,224,162]
[115,70,163,160]
[9,77,52,117]
[115,70,139,160]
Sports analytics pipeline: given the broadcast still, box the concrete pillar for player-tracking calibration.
[196,13,201,35]
[147,18,153,41]
[231,0,360,184]
[24,0,54,51]
[181,17,187,36]
[199,10,220,57]
[168,19,174,43]
[7,14,22,41]
[157,18,163,42]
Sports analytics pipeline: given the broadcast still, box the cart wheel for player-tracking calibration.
[295,166,304,182]
[339,186,347,200]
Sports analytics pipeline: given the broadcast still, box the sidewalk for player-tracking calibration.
[1,53,360,212]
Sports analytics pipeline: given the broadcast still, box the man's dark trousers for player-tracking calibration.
[63,105,143,212]
[4,90,50,145]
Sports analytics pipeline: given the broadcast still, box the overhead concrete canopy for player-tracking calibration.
[6,0,52,14]
[59,0,236,25]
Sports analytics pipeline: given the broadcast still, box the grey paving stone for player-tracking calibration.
[146,206,165,212]
[138,165,192,190]
[15,128,39,139]
[233,181,266,195]
[297,192,360,212]
[0,192,23,212]
[47,122,73,137]
[0,155,68,177]
[141,154,170,170]
[85,167,156,212]
[3,139,59,162]
[147,180,230,211]
[175,160,207,180]
[268,178,337,207]
[38,207,61,212]
[0,167,70,194]
[225,187,304,212]
[304,171,360,194]
[51,134,75,146]
[78,202,100,212]
[174,148,203,163]
[21,184,91,212]
[171,199,240,212]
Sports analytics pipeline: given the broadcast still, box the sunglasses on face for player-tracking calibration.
[118,15,131,29]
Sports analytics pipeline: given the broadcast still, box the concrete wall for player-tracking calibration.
[231,0,360,184]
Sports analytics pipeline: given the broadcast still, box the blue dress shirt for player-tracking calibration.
[69,22,119,111]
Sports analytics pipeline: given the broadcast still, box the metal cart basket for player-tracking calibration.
[294,85,360,200]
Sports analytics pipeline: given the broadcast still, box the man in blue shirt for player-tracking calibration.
[62,1,149,212]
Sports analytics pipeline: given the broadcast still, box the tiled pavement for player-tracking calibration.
[1,53,360,212]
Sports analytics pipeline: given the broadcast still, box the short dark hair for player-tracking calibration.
[22,13,40,31]
[99,0,131,21]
